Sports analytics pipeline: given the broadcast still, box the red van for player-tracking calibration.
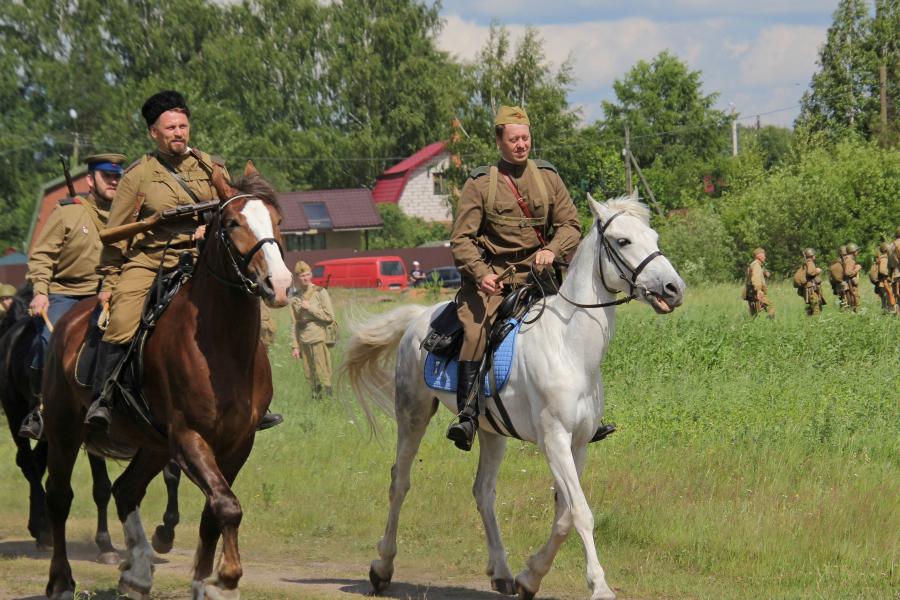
[311,256,408,291]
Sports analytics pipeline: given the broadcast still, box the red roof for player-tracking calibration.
[372,141,447,204]
[277,189,382,232]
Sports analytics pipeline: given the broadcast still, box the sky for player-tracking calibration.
[435,0,838,128]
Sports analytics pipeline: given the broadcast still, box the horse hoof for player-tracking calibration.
[117,579,150,600]
[36,540,53,552]
[368,563,392,594]
[151,527,174,554]
[98,550,120,565]
[492,578,517,596]
[516,581,536,600]
[200,580,240,600]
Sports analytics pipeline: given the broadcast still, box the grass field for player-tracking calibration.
[0,282,897,599]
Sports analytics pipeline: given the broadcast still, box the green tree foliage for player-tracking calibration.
[367,203,449,249]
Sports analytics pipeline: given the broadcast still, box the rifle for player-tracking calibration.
[58,154,76,197]
[100,200,219,245]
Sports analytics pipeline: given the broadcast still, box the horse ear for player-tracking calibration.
[212,164,236,201]
[243,160,259,178]
[587,193,606,222]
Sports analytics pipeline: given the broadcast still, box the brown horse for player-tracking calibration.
[42,162,292,600]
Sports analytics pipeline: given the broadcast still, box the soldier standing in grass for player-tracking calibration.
[744,247,774,318]
[290,260,335,398]
[874,241,897,313]
[841,243,862,312]
[19,153,126,440]
[794,248,825,316]
[260,302,277,347]
[828,246,846,308]
[891,227,900,307]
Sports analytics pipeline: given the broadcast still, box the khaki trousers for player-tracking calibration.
[103,262,159,344]
[300,342,332,388]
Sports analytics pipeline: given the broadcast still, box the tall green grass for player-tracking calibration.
[0,283,896,599]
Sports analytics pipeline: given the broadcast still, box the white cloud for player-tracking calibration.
[739,25,825,87]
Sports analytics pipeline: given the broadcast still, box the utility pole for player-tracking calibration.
[623,126,633,195]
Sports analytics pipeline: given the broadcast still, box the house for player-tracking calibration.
[372,141,453,224]
[277,188,383,251]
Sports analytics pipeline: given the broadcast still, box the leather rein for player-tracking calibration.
[205,193,284,296]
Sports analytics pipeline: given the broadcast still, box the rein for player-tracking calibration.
[204,193,283,296]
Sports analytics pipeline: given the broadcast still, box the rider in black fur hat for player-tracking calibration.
[141,90,191,128]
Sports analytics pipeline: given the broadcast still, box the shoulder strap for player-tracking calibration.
[486,165,498,216]
[526,159,549,224]
[58,197,81,207]
[155,153,202,204]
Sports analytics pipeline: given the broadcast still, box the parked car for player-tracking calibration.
[311,256,408,291]
[413,266,462,288]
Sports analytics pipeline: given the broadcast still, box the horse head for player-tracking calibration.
[587,193,685,314]
[210,162,292,307]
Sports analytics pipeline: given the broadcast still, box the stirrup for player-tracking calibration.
[446,414,477,452]
[589,422,616,443]
[17,409,44,441]
[84,400,112,432]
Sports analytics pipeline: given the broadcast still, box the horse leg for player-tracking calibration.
[112,449,170,600]
[473,430,515,595]
[13,435,52,548]
[151,461,181,554]
[516,433,614,600]
[87,453,119,564]
[173,431,250,600]
[369,394,437,593]
[44,424,83,599]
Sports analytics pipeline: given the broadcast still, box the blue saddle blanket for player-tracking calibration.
[424,319,522,394]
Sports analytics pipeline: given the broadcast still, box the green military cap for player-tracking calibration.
[494,105,530,126]
[880,241,891,252]
[0,283,16,297]
[294,260,311,274]
[838,245,847,256]
[803,248,816,258]
[752,247,765,257]
[84,153,127,175]
[846,243,859,254]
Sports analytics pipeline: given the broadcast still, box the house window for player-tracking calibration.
[433,172,448,195]
[302,202,332,228]
[284,232,326,251]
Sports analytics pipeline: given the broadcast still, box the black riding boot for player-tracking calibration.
[257,410,284,431]
[589,421,617,443]
[446,360,481,452]
[84,342,127,433]
[18,367,44,440]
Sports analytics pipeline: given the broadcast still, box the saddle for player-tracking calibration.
[76,252,196,440]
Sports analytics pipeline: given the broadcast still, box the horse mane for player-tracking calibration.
[602,196,651,225]
[230,173,282,215]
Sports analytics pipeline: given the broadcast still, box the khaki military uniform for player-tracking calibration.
[99,150,224,343]
[841,253,861,310]
[28,194,110,297]
[451,159,581,361]
[875,251,896,312]
[799,259,824,316]
[744,258,775,318]
[290,285,334,391]
[260,302,277,347]
[891,238,900,304]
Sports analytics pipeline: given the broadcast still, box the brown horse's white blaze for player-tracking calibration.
[241,199,291,306]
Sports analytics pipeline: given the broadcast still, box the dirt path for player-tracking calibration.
[0,530,571,600]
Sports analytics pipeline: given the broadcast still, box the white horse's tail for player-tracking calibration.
[344,304,428,432]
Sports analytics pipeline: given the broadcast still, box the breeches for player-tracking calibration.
[103,263,160,344]
[300,342,332,387]
[456,281,505,362]
[30,293,91,369]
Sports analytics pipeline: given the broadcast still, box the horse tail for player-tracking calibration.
[344,304,428,433]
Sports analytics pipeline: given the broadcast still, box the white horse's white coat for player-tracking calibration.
[346,196,685,600]
[241,199,292,303]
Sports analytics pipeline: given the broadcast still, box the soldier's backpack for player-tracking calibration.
[829,259,844,284]
[792,265,806,288]
[869,259,881,284]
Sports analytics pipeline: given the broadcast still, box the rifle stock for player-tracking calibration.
[100,200,219,245]
[58,154,76,197]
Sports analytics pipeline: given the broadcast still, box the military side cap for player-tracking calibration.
[142,90,191,127]
[294,260,311,274]
[752,247,765,257]
[494,105,530,126]
[85,153,127,175]
[0,283,15,297]
[803,248,816,258]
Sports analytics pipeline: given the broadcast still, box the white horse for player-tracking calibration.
[345,195,685,600]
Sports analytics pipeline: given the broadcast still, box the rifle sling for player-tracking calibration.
[157,155,202,205]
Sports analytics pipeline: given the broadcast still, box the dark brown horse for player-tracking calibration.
[43,162,291,600]
[0,285,182,562]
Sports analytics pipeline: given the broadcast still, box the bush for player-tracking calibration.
[367,204,449,249]
[656,207,734,284]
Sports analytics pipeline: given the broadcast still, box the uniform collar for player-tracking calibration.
[498,159,527,178]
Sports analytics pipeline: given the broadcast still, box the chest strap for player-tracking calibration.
[485,160,549,232]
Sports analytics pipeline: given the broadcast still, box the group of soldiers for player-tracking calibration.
[744,230,900,317]
[5,89,335,441]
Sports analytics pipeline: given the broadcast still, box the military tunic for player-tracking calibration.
[260,302,277,347]
[841,253,861,310]
[451,159,581,361]
[745,258,775,318]
[290,285,335,390]
[99,149,224,343]
[891,237,900,303]
[800,259,824,316]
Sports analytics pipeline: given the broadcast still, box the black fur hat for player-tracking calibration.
[141,90,191,127]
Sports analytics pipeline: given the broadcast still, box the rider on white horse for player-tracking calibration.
[448,104,591,451]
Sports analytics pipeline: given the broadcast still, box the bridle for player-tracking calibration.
[546,211,664,310]
[206,193,284,296]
